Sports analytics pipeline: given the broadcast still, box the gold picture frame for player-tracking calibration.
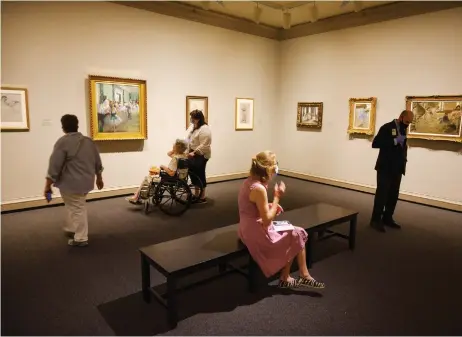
[1,87,30,132]
[186,95,208,129]
[406,95,462,143]
[347,97,377,136]
[235,97,254,131]
[297,102,323,129]
[88,75,147,141]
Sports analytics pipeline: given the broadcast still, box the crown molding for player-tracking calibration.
[111,1,281,40]
[112,1,462,41]
[280,1,462,40]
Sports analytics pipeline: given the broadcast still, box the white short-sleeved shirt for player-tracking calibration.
[168,154,188,172]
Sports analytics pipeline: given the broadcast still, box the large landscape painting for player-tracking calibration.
[406,95,461,142]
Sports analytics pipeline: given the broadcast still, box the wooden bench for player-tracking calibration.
[139,202,358,328]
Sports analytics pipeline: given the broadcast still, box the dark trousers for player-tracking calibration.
[371,170,402,222]
[188,154,208,188]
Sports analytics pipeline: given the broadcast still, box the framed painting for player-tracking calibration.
[406,95,462,142]
[1,87,30,131]
[347,97,377,136]
[297,102,323,129]
[235,98,254,131]
[186,95,208,129]
[88,75,147,141]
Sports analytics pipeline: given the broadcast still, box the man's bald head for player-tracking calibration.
[399,110,414,126]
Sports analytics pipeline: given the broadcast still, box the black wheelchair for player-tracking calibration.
[140,158,204,216]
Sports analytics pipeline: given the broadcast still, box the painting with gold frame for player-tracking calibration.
[406,95,462,143]
[235,97,254,131]
[297,102,323,129]
[347,97,377,136]
[89,75,147,141]
[1,87,30,132]
[186,95,208,129]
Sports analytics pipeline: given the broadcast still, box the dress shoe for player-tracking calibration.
[370,220,386,233]
[383,219,401,229]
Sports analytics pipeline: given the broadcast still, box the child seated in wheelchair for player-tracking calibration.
[126,139,188,205]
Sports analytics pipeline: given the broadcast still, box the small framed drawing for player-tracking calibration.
[235,98,254,131]
[347,97,377,136]
[186,95,208,129]
[1,87,30,131]
[297,102,323,129]
[88,75,147,141]
[406,95,462,142]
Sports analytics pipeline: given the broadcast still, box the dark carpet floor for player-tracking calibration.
[1,177,462,336]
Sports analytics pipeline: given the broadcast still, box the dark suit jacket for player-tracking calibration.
[372,120,408,175]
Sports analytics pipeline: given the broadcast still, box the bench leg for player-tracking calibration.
[306,232,314,269]
[141,255,151,303]
[248,255,258,293]
[349,215,357,251]
[167,276,178,329]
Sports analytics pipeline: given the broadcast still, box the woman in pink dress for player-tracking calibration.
[238,150,325,289]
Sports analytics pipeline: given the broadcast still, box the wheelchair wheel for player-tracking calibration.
[155,178,192,216]
[187,171,204,202]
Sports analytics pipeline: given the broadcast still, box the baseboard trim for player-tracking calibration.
[280,170,462,213]
[1,171,248,213]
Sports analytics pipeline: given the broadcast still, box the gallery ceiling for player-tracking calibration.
[114,1,462,40]
[183,1,393,28]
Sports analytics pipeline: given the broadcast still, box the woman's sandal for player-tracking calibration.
[278,278,300,289]
[298,277,325,289]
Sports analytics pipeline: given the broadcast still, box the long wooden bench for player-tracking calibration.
[139,202,358,328]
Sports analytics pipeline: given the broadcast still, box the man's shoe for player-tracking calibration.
[68,239,89,247]
[370,220,386,233]
[383,218,401,229]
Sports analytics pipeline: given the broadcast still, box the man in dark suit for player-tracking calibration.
[370,110,414,232]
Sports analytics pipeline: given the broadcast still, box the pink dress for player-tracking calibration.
[237,177,308,277]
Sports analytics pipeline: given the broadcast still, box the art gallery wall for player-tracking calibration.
[0,1,280,203]
[276,7,462,204]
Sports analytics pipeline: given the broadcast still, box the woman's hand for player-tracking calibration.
[188,152,195,158]
[274,181,286,198]
[268,203,284,216]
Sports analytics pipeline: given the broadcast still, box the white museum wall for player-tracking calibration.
[1,1,280,203]
[277,8,462,204]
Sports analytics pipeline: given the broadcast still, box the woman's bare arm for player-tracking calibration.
[160,165,176,176]
[250,185,280,228]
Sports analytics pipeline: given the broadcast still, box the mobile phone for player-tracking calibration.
[46,191,52,203]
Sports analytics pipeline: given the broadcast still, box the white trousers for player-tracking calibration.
[61,193,88,242]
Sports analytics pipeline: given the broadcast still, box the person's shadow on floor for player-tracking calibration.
[98,272,321,336]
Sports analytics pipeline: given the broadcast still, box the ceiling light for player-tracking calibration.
[254,4,262,24]
[283,11,291,30]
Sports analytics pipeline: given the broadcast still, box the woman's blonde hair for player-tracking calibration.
[250,150,277,183]
[174,139,188,154]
